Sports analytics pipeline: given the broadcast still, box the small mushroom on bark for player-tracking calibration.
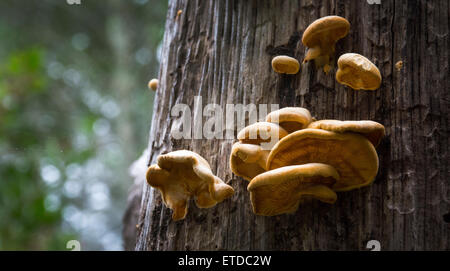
[302,16,350,74]
[247,163,339,216]
[148,79,158,91]
[336,53,382,90]
[271,55,300,74]
[266,107,312,133]
[176,9,183,19]
[267,129,379,192]
[308,119,385,147]
[146,150,234,221]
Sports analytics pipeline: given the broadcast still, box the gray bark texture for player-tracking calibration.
[127,0,450,250]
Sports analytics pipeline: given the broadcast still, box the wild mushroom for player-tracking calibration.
[302,16,350,74]
[267,129,379,192]
[335,53,382,90]
[271,55,300,74]
[307,120,385,147]
[237,122,288,148]
[247,163,338,216]
[230,142,269,181]
[176,9,183,20]
[146,150,234,221]
[265,107,312,133]
[230,122,288,181]
[148,79,158,91]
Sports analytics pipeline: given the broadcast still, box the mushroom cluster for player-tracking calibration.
[230,107,384,216]
[146,150,234,221]
[270,15,383,91]
[230,107,312,182]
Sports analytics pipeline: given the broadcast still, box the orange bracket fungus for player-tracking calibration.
[266,107,312,133]
[230,142,270,182]
[230,122,288,181]
[236,122,288,147]
[267,129,379,192]
[248,163,338,216]
[302,16,350,74]
[271,55,300,74]
[146,150,234,221]
[229,107,384,217]
[308,119,385,147]
[148,79,158,91]
[336,53,382,90]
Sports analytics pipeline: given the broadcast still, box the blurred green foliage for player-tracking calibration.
[0,47,75,250]
[0,0,167,250]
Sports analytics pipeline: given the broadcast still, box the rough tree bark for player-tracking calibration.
[125,0,449,250]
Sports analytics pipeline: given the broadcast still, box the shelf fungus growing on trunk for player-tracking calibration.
[146,150,234,221]
[302,16,350,74]
[265,107,312,133]
[307,120,385,147]
[236,122,288,145]
[335,53,382,90]
[248,163,339,216]
[267,129,379,192]
[230,143,270,182]
[230,107,383,217]
[230,122,288,181]
[271,55,300,74]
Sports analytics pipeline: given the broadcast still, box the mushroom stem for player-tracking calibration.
[299,185,337,204]
[303,47,321,63]
[170,198,188,221]
[313,55,332,74]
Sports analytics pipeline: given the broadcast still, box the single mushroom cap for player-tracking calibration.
[302,16,350,74]
[307,119,385,147]
[271,55,300,74]
[146,150,234,221]
[247,163,339,216]
[148,79,158,91]
[265,107,312,133]
[336,53,382,90]
[230,142,270,181]
[237,122,288,147]
[267,129,379,192]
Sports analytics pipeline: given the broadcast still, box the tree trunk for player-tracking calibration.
[129,0,449,250]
